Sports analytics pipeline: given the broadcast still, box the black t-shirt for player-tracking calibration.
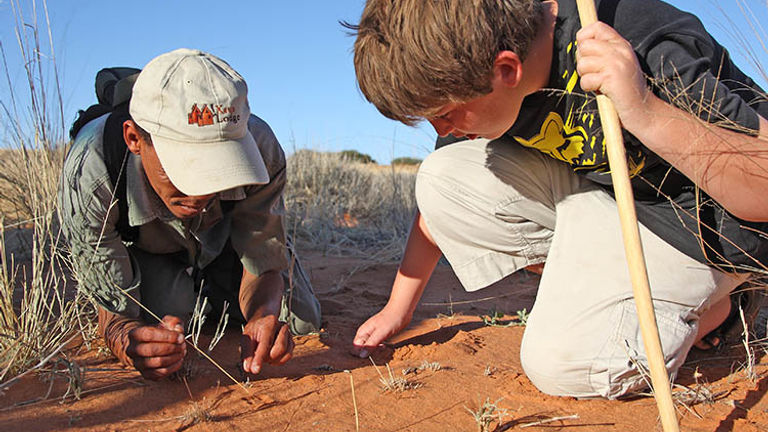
[437,0,768,269]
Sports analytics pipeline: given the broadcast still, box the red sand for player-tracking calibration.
[1,251,767,431]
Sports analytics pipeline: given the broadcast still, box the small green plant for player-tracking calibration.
[480,307,509,327]
[480,307,530,327]
[465,397,508,432]
[515,308,529,326]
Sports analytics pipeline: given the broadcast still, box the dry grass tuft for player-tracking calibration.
[465,397,508,432]
[370,357,421,392]
[0,0,93,388]
[285,149,417,257]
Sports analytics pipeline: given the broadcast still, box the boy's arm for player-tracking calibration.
[576,22,768,222]
[352,211,442,357]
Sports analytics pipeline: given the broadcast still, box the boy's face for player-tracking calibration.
[427,75,526,140]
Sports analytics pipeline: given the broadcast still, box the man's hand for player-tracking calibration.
[125,315,187,380]
[352,305,411,358]
[240,315,294,375]
[576,22,649,127]
[239,269,294,375]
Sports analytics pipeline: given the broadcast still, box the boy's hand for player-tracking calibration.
[575,22,650,127]
[240,315,294,375]
[126,315,187,380]
[352,306,411,358]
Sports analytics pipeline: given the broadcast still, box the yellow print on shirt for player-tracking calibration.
[514,111,600,166]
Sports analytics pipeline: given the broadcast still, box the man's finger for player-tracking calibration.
[130,326,185,344]
[128,341,186,358]
[160,315,185,333]
[268,325,294,364]
[134,352,185,370]
[240,333,257,373]
[249,326,276,374]
[140,358,185,381]
[273,351,293,366]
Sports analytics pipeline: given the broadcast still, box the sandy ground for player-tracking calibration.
[1,250,767,431]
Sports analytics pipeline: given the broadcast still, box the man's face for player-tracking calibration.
[427,67,526,140]
[137,136,216,220]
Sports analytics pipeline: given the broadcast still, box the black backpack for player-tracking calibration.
[70,67,141,242]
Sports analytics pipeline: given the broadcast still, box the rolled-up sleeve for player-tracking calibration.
[229,116,289,276]
[57,121,141,318]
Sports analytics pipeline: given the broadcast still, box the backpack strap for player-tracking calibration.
[69,67,142,242]
[103,104,140,243]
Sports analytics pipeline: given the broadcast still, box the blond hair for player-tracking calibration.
[347,0,543,125]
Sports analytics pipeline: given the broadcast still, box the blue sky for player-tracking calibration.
[0,0,766,164]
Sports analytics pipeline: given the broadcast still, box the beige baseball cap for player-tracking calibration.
[129,48,269,196]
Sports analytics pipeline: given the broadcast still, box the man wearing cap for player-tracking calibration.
[58,48,321,380]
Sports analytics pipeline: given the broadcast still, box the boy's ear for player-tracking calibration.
[493,50,523,88]
[123,120,143,155]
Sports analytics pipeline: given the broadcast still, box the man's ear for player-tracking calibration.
[123,120,143,155]
[492,50,523,88]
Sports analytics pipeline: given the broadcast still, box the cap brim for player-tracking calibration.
[151,130,269,196]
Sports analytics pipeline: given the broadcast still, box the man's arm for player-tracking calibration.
[576,22,768,221]
[228,117,296,375]
[352,211,442,357]
[239,269,293,375]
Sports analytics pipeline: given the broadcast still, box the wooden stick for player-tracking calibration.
[574,1,680,431]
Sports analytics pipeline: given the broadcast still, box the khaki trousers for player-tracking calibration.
[416,138,746,398]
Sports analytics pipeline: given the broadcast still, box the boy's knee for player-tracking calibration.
[520,330,602,398]
[520,335,643,399]
[520,302,694,399]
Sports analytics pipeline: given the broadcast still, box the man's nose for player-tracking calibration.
[429,118,454,137]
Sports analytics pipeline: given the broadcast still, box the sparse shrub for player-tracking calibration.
[339,149,376,164]
[391,156,422,166]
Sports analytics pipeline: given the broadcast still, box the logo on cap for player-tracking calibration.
[188,103,241,127]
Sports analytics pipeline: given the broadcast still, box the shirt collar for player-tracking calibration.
[126,152,173,226]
